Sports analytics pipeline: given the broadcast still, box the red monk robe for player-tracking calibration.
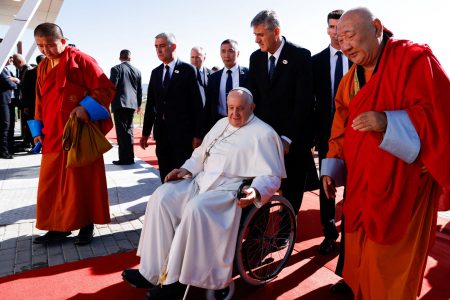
[328,37,450,299]
[35,46,115,231]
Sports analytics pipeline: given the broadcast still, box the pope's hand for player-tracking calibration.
[237,187,261,208]
[164,168,191,182]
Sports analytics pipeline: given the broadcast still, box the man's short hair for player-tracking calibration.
[327,9,344,22]
[120,49,131,60]
[250,10,280,31]
[155,32,177,46]
[34,22,64,39]
[230,87,254,104]
[191,46,206,55]
[221,39,238,50]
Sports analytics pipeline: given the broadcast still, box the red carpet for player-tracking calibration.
[0,251,145,300]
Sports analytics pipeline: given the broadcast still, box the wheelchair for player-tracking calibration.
[205,179,297,299]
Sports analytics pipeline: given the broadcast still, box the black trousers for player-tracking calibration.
[281,142,317,214]
[155,126,194,183]
[318,149,339,240]
[21,109,35,147]
[113,108,135,162]
[0,104,10,155]
[7,102,16,153]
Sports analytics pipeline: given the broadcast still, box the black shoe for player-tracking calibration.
[330,279,352,294]
[33,231,71,244]
[0,152,13,159]
[146,281,187,299]
[122,269,154,289]
[74,224,94,245]
[113,160,134,165]
[318,237,336,254]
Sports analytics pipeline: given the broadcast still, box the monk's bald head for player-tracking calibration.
[337,7,384,70]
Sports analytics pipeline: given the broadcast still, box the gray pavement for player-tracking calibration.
[0,145,161,278]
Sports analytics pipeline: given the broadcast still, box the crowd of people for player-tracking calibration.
[1,5,449,300]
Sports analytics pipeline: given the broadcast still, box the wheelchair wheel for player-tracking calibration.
[235,195,296,285]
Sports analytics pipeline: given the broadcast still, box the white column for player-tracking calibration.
[0,0,42,67]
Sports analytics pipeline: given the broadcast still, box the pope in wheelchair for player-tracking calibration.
[122,87,286,299]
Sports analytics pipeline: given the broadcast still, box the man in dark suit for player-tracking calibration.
[190,46,212,107]
[0,65,19,159]
[21,54,45,151]
[312,9,352,255]
[110,49,142,165]
[140,33,203,182]
[203,39,248,134]
[248,10,317,214]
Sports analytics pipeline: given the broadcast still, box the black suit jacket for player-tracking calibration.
[312,47,333,155]
[203,65,249,134]
[249,38,314,147]
[0,68,17,106]
[312,47,352,156]
[110,61,142,112]
[142,59,203,143]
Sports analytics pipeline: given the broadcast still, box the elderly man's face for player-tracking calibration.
[190,48,205,69]
[253,24,280,54]
[155,37,175,64]
[227,91,254,127]
[337,13,382,69]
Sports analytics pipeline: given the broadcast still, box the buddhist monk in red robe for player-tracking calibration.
[32,23,115,245]
[321,8,450,299]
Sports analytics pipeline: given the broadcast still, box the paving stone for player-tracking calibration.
[112,231,127,241]
[0,259,14,273]
[18,223,33,239]
[125,231,141,248]
[16,238,32,251]
[48,253,65,266]
[0,238,16,250]
[32,254,48,269]
[62,241,80,262]
[90,237,108,257]
[14,262,32,273]
[116,239,134,251]
[0,248,15,262]
[15,250,31,264]
[32,242,47,255]
[77,245,94,259]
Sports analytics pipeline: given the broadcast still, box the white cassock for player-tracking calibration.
[137,115,286,289]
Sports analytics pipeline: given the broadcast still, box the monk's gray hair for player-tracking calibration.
[229,87,253,104]
[155,32,176,46]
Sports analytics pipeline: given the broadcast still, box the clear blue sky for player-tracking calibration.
[1,0,448,82]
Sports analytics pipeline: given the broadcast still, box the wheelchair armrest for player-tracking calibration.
[236,178,254,199]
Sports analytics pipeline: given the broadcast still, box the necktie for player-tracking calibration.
[197,68,204,87]
[225,69,233,97]
[333,51,343,113]
[163,65,170,88]
[268,55,276,81]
